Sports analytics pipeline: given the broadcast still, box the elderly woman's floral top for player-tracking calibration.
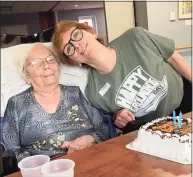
[3,85,112,162]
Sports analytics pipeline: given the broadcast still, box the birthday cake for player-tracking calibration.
[126,116,192,164]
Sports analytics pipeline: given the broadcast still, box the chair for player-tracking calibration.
[38,27,55,42]
[1,26,55,49]
[0,34,23,48]
[0,144,5,177]
[1,42,89,175]
[2,150,19,176]
[1,117,19,176]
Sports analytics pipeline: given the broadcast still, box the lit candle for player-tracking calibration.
[178,111,183,129]
[172,110,176,126]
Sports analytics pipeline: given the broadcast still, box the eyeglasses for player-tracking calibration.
[63,27,83,56]
[23,55,58,69]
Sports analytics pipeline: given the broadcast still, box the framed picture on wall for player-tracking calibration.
[178,1,192,19]
[78,16,98,34]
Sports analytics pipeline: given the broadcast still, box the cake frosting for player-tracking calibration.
[126,116,192,164]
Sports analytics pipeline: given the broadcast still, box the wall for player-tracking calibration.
[0,13,41,35]
[104,2,135,42]
[146,2,191,47]
[57,8,108,44]
[134,1,148,29]
[39,12,56,31]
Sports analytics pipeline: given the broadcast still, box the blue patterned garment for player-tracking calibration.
[3,85,111,162]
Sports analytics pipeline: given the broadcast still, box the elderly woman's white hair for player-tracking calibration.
[14,42,60,79]
[14,43,36,77]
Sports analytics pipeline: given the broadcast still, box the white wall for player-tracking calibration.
[146,2,191,47]
[104,2,135,42]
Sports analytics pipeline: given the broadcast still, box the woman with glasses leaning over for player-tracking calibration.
[52,20,192,133]
[2,43,114,162]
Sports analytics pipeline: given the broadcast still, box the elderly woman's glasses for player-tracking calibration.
[63,27,83,56]
[24,55,57,69]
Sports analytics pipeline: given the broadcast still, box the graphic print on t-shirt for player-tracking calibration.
[115,66,168,117]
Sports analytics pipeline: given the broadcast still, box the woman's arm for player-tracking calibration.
[78,89,112,143]
[168,50,192,82]
[3,98,31,162]
[60,88,113,153]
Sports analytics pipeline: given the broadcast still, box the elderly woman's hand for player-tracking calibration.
[60,135,95,154]
[113,109,135,128]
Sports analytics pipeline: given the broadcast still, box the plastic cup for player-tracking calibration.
[41,159,75,177]
[18,155,50,177]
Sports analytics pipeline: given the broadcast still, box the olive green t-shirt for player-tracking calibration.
[85,27,183,120]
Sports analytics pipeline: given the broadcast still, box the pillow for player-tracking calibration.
[1,42,89,117]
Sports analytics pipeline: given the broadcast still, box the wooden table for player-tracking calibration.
[6,112,192,177]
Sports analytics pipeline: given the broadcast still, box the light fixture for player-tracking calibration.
[74,4,79,7]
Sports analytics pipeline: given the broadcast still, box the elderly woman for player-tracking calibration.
[2,43,114,162]
[52,20,192,133]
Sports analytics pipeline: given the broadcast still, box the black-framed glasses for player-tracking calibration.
[63,27,83,56]
[23,55,58,70]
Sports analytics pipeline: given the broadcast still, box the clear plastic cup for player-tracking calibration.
[18,155,50,177]
[41,159,75,177]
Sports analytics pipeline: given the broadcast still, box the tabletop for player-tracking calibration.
[6,112,192,177]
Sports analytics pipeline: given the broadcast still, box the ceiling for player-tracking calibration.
[0,1,104,15]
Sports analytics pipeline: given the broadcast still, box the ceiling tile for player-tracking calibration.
[12,2,29,14]
[0,1,13,7]
[25,1,45,13]
[52,1,104,11]
[0,1,104,14]
[40,1,58,11]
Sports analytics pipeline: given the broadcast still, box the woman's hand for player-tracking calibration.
[60,135,95,154]
[113,109,135,128]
